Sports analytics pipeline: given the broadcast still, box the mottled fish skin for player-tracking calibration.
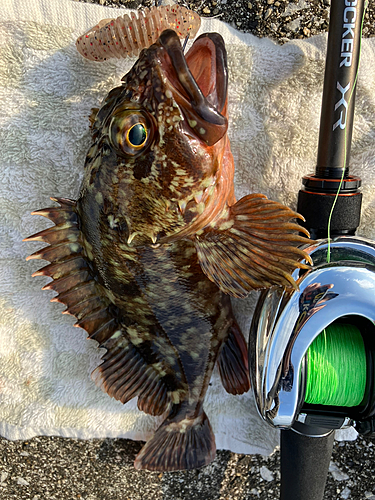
[26,29,311,471]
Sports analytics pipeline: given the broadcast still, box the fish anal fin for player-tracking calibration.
[134,410,216,471]
[218,320,250,395]
[195,194,313,298]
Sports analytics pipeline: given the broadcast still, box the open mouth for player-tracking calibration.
[158,30,228,146]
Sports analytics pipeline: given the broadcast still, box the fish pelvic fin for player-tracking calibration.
[218,320,250,395]
[134,409,216,471]
[194,193,313,298]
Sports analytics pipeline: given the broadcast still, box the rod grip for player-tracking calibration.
[280,430,335,500]
[297,188,362,239]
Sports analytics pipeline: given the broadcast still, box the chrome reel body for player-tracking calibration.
[249,236,375,430]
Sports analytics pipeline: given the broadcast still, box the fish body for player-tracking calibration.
[26,30,310,471]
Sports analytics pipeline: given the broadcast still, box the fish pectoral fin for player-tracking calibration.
[194,193,313,298]
[218,320,250,395]
[134,410,216,471]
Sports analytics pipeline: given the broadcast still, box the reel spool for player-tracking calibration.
[249,236,375,437]
[304,323,367,408]
[295,317,375,436]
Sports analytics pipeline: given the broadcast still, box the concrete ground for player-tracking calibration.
[1,435,375,499]
[1,0,375,499]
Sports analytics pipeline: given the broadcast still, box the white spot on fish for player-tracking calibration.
[108,215,119,229]
[196,202,205,214]
[127,232,141,245]
[69,243,80,253]
[219,220,234,231]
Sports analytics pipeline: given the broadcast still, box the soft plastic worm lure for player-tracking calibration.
[76,4,201,61]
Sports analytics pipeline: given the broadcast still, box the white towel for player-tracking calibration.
[1,0,374,455]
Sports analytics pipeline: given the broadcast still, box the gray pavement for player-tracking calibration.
[1,435,375,499]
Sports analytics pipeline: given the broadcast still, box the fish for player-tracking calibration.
[25,29,311,471]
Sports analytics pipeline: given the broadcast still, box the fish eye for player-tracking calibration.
[109,108,155,157]
[127,123,147,148]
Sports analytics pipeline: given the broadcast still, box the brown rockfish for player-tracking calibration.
[25,30,311,471]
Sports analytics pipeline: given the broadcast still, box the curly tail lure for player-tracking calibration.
[76,4,201,61]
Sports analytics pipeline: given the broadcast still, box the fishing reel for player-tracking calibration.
[249,236,375,438]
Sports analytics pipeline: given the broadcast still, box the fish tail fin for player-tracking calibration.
[218,319,250,395]
[134,410,216,471]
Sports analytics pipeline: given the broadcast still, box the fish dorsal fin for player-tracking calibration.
[194,194,312,299]
[25,198,113,333]
[25,197,171,416]
[89,107,99,127]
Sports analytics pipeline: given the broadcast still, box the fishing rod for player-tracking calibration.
[249,0,375,498]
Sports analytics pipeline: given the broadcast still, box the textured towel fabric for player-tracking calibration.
[1,0,374,454]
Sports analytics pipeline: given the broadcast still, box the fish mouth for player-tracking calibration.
[158,30,228,146]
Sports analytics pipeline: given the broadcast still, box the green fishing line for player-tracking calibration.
[305,324,367,407]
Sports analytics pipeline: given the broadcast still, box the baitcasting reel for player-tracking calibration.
[247,0,372,497]
[249,236,375,437]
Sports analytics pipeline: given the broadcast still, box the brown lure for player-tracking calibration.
[25,30,311,471]
[76,4,201,61]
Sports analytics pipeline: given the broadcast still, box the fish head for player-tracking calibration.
[81,29,232,245]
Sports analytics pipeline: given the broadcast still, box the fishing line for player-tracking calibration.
[326,0,368,263]
[304,323,367,406]
[182,34,190,52]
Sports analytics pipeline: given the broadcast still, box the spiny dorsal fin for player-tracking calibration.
[194,194,313,299]
[25,198,113,337]
[89,108,99,127]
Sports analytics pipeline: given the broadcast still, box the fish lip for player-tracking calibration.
[158,29,228,146]
[187,32,228,115]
